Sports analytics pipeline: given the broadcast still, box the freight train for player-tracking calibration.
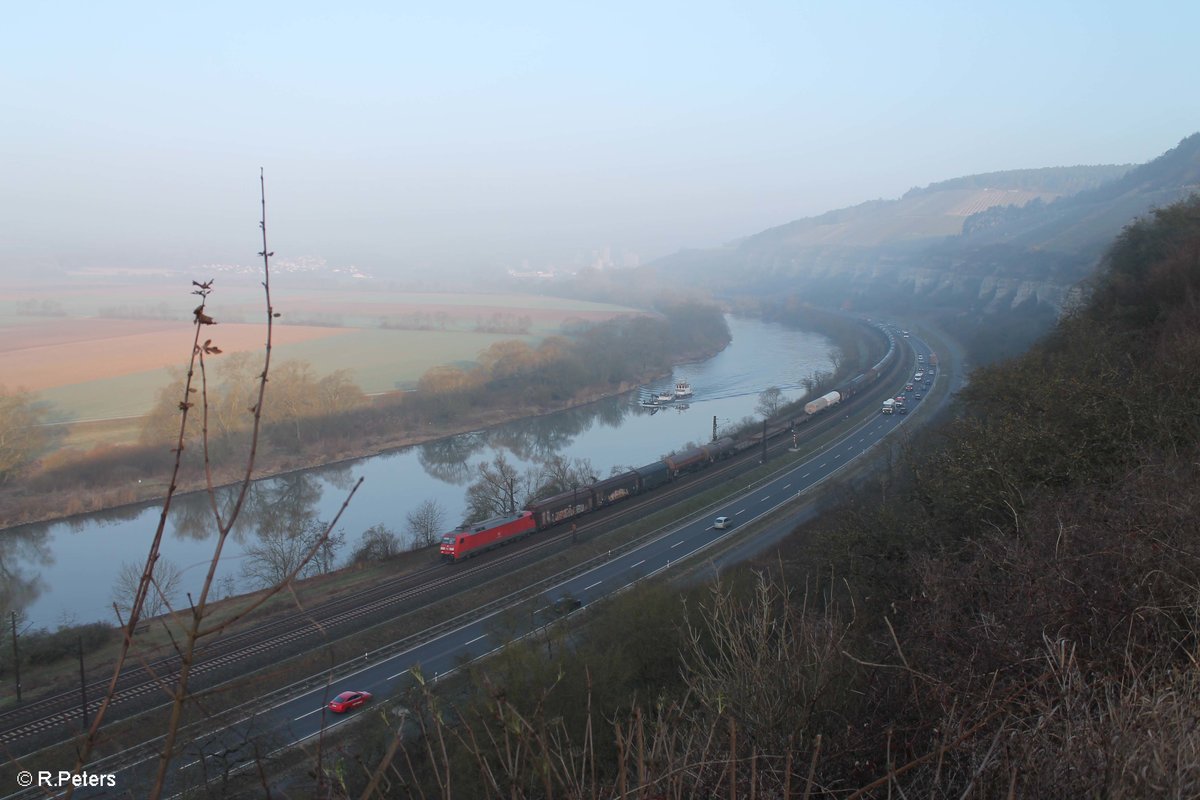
[438,325,899,561]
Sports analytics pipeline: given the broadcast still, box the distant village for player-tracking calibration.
[55,245,643,286]
[506,244,641,280]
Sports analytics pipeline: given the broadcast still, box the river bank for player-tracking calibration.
[0,370,685,532]
[7,301,739,531]
[5,316,843,631]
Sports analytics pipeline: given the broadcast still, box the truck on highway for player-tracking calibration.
[881,398,896,414]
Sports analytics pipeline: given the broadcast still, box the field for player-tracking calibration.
[2,281,640,425]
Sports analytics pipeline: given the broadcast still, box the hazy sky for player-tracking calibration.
[3,1,1197,277]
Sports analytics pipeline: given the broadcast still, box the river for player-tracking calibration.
[2,316,832,629]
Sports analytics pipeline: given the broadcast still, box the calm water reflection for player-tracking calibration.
[4,316,831,628]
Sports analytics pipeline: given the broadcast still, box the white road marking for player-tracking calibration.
[585,580,602,590]
[294,707,324,721]
[671,540,686,548]
[783,483,791,490]
[632,559,645,568]
[465,634,485,646]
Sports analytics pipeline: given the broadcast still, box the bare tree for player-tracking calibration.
[828,345,846,374]
[0,387,47,484]
[353,523,401,562]
[532,455,597,497]
[756,386,786,418]
[406,499,447,549]
[67,172,363,800]
[241,528,309,589]
[111,558,183,620]
[304,522,345,575]
[465,452,528,520]
[241,518,343,587]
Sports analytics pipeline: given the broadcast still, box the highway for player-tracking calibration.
[3,331,940,799]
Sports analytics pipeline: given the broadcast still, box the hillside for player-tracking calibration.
[650,135,1200,326]
[353,194,1200,799]
[739,165,1129,249]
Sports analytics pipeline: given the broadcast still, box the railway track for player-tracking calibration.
[0,539,549,748]
[1,345,908,754]
[0,451,739,750]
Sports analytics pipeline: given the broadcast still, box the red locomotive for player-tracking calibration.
[440,511,537,561]
[437,322,901,562]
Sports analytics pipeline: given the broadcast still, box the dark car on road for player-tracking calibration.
[552,595,582,614]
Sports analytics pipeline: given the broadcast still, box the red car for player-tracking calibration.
[328,691,372,713]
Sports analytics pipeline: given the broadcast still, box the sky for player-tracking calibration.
[2,0,1198,279]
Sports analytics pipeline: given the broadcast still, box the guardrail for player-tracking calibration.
[2,371,914,800]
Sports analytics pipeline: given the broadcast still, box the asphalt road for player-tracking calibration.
[7,333,940,800]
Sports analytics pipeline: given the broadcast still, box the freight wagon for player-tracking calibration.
[526,487,595,529]
[632,460,671,491]
[437,320,902,562]
[664,437,736,476]
[593,471,641,507]
[803,391,842,415]
[664,445,712,475]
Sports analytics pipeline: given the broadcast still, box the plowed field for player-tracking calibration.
[1,318,350,392]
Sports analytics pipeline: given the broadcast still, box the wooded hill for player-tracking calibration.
[342,195,1200,798]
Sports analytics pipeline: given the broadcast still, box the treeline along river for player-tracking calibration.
[3,317,832,629]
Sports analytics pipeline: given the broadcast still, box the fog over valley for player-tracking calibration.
[3,2,1198,283]
[8,4,1200,798]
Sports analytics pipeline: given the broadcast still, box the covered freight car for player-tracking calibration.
[593,471,641,507]
[632,460,671,491]
[440,511,537,561]
[526,487,595,529]
[840,374,868,396]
